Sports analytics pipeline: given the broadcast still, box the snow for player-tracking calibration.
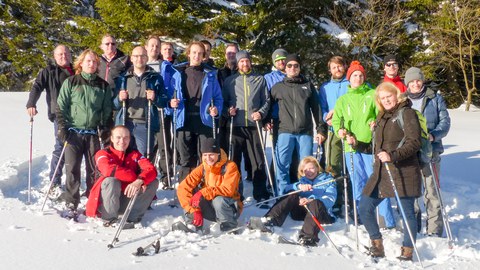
[1,92,480,269]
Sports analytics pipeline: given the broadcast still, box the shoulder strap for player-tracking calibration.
[396,107,407,148]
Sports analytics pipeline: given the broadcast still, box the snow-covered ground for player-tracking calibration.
[1,92,479,269]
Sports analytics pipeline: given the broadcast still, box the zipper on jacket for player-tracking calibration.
[244,74,248,126]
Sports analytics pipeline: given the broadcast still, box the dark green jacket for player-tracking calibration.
[57,72,113,130]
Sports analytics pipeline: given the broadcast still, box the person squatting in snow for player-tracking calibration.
[85,125,158,227]
[177,138,243,232]
[249,156,337,246]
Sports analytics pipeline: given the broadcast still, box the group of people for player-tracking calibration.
[26,35,450,260]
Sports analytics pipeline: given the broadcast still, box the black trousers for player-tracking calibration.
[229,126,269,201]
[62,132,100,207]
[155,115,173,184]
[265,193,334,239]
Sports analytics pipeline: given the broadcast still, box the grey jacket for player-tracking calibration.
[223,71,270,127]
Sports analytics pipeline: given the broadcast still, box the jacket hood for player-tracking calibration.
[202,149,228,173]
[347,83,371,94]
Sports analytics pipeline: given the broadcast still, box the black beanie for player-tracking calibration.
[384,54,398,65]
[201,138,220,154]
[285,54,301,66]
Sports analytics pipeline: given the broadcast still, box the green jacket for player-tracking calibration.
[57,72,113,130]
[331,83,376,153]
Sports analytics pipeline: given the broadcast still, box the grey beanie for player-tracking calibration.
[236,50,251,63]
[404,67,425,85]
[271,48,287,64]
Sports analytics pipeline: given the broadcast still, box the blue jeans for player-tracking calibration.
[359,195,417,248]
[345,152,395,228]
[50,119,65,186]
[275,133,313,195]
[125,121,155,158]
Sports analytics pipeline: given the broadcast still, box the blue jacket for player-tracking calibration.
[410,87,450,154]
[318,76,349,122]
[285,172,337,216]
[161,61,182,116]
[113,67,167,133]
[172,63,223,129]
[264,70,286,119]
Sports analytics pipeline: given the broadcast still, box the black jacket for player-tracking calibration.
[269,75,327,137]
[98,49,131,87]
[26,62,74,121]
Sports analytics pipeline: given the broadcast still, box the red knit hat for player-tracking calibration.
[346,60,366,81]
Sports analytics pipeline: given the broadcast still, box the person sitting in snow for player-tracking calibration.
[85,125,158,227]
[248,156,337,246]
[176,137,243,232]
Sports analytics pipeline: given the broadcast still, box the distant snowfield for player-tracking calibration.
[1,92,479,269]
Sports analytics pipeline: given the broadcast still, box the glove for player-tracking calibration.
[190,190,203,208]
[57,127,70,143]
[192,210,203,227]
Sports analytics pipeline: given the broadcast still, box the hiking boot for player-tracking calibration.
[397,246,413,261]
[298,236,318,247]
[248,216,274,233]
[369,239,385,258]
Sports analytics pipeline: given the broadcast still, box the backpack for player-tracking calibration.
[396,107,432,165]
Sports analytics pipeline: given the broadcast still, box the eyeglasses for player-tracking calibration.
[286,63,299,69]
[103,42,116,46]
[385,62,398,68]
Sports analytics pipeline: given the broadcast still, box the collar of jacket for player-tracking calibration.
[81,71,97,80]
[330,75,348,83]
[284,74,306,84]
[347,83,371,94]
[239,69,252,76]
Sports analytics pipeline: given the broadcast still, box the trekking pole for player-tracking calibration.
[315,140,321,162]
[325,130,332,170]
[122,100,126,125]
[304,204,343,256]
[385,162,424,267]
[349,147,359,250]
[256,120,276,197]
[160,108,171,187]
[107,191,139,250]
[340,117,349,231]
[210,98,216,140]
[146,99,152,160]
[41,141,68,211]
[169,92,179,207]
[269,121,277,191]
[228,116,234,160]
[430,162,454,248]
[245,177,340,208]
[28,116,34,204]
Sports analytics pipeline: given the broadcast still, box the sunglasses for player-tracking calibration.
[286,63,299,69]
[103,42,116,46]
[385,63,398,68]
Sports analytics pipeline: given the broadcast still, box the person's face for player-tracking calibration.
[80,53,98,74]
[202,152,219,166]
[237,58,251,73]
[203,43,211,60]
[378,90,398,111]
[303,162,319,180]
[408,79,424,93]
[349,70,365,88]
[225,46,238,62]
[131,47,148,70]
[100,36,117,56]
[285,61,300,78]
[145,39,160,60]
[329,62,345,80]
[111,128,131,152]
[53,46,71,67]
[161,44,174,60]
[274,59,286,72]
[189,44,205,66]
[384,61,399,78]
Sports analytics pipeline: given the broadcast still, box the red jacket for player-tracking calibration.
[383,75,407,93]
[85,146,157,217]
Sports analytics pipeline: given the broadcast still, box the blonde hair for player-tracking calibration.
[73,49,99,74]
[297,156,323,178]
[375,82,407,112]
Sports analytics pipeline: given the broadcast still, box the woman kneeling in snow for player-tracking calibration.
[249,156,337,246]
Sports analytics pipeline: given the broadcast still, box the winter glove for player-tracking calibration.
[57,127,70,143]
[192,210,203,227]
[190,190,203,208]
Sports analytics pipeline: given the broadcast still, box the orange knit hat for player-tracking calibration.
[346,60,366,81]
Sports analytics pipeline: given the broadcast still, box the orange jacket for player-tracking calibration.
[177,149,243,214]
